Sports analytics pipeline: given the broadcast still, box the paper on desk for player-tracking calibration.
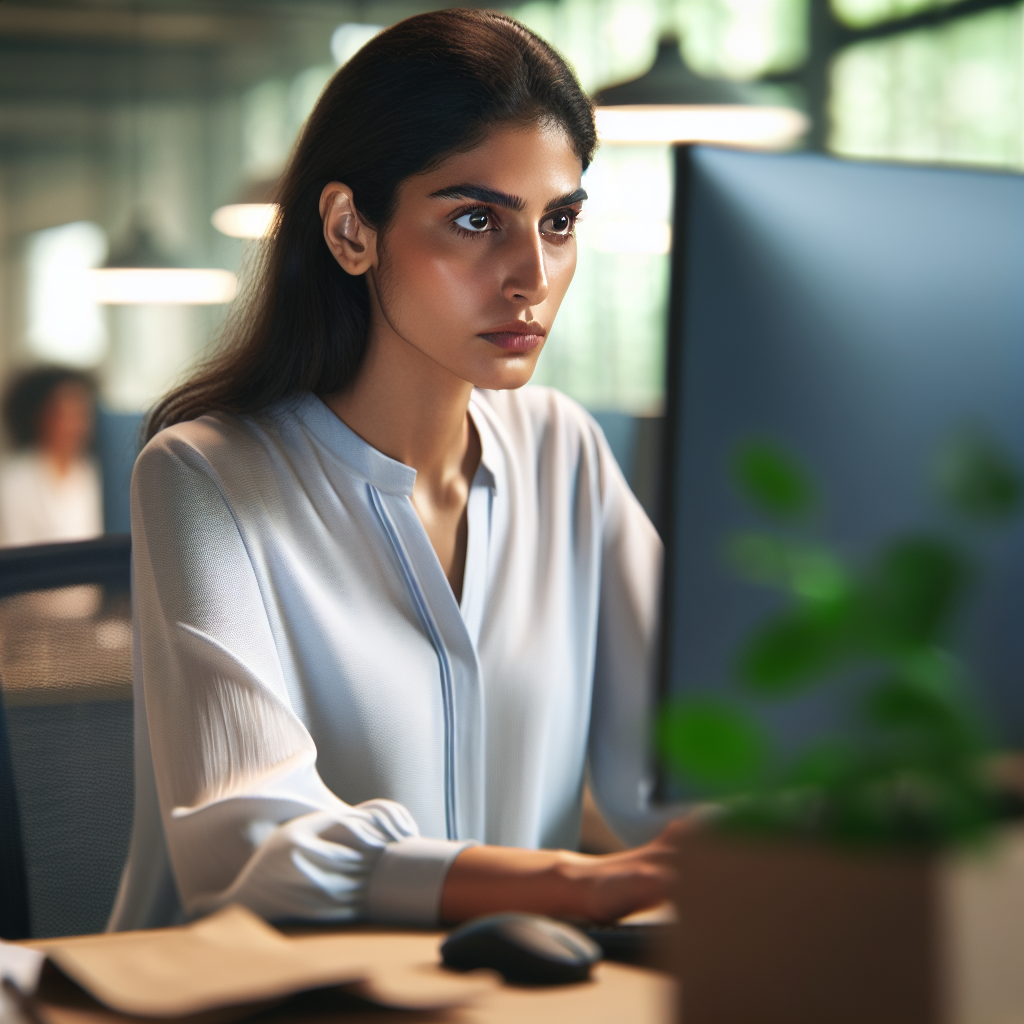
[287,930,500,1011]
[346,965,498,1010]
[34,906,363,1018]
[618,902,677,925]
[34,905,494,1019]
[0,941,45,993]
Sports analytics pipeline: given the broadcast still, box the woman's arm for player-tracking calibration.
[586,419,689,846]
[130,427,471,925]
[440,819,694,924]
[438,408,703,927]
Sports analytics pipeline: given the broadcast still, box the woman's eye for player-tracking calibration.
[541,211,575,236]
[454,210,491,232]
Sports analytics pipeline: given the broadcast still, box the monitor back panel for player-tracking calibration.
[663,147,1024,750]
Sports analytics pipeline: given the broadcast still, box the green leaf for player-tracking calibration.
[728,534,848,602]
[732,441,814,520]
[658,698,768,792]
[861,675,985,756]
[937,432,1022,521]
[898,647,960,695]
[738,602,854,695]
[787,546,848,602]
[787,741,858,789]
[864,537,969,649]
[727,533,789,585]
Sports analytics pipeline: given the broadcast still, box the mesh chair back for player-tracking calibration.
[0,535,132,939]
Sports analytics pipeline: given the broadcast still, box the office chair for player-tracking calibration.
[0,535,133,939]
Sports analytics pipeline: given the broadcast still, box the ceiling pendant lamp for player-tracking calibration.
[90,223,237,305]
[212,177,279,240]
[90,4,236,308]
[594,35,808,148]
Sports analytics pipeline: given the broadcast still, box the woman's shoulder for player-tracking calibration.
[135,403,296,484]
[471,387,637,518]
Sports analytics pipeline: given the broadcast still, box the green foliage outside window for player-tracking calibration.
[499,0,1024,412]
[532,144,672,413]
[831,4,1024,171]
[659,433,1021,848]
[833,0,950,30]
[509,0,806,91]
[504,0,807,413]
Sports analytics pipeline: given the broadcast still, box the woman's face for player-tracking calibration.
[38,382,94,462]
[367,122,586,391]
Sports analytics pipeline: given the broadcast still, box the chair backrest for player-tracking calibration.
[0,535,132,939]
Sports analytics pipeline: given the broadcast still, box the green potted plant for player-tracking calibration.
[659,433,1024,1024]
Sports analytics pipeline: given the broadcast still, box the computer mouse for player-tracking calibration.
[441,912,603,985]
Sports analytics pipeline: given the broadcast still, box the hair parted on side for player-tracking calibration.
[145,9,596,441]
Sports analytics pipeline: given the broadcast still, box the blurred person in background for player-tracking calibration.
[0,366,103,546]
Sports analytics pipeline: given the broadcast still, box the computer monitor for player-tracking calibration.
[660,146,1024,755]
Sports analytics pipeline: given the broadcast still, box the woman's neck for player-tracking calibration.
[324,323,477,489]
[42,448,78,479]
[325,320,482,599]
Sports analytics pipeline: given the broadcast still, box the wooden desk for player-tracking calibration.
[26,926,676,1024]
[299,929,675,1023]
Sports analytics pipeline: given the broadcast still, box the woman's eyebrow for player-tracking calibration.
[428,184,525,211]
[545,188,588,211]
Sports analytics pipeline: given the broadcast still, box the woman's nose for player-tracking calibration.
[502,231,549,306]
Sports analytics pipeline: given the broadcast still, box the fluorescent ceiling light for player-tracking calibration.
[595,105,809,147]
[90,268,237,305]
[212,203,279,239]
[94,223,236,304]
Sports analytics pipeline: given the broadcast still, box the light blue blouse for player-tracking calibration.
[110,386,669,930]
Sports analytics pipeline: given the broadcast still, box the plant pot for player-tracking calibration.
[669,827,1024,1024]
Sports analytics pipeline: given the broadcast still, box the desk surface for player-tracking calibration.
[28,926,677,1024]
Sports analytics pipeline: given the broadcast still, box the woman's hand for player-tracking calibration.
[439,817,699,925]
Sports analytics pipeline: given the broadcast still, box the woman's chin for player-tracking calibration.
[466,350,543,392]
[471,364,539,392]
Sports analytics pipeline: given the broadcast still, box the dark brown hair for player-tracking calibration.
[145,9,596,440]
[3,366,96,449]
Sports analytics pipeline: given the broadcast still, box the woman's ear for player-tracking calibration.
[319,183,378,276]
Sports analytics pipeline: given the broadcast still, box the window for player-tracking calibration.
[25,221,108,368]
[503,0,1023,413]
[834,0,946,30]
[831,4,1024,169]
[241,64,334,180]
[532,144,673,412]
[507,0,806,412]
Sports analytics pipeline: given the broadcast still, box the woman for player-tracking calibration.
[111,8,685,932]
[0,366,102,547]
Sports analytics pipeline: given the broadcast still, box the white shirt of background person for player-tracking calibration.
[0,374,103,547]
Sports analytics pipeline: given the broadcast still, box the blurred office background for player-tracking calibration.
[0,0,1021,535]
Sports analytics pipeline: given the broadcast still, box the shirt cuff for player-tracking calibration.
[365,836,478,925]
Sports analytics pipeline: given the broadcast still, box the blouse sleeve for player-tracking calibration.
[586,424,684,847]
[131,432,474,925]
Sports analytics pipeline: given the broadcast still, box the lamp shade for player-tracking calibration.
[212,177,280,240]
[594,36,807,148]
[102,224,175,270]
[596,37,750,108]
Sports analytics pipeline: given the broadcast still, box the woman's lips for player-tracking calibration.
[479,322,546,353]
